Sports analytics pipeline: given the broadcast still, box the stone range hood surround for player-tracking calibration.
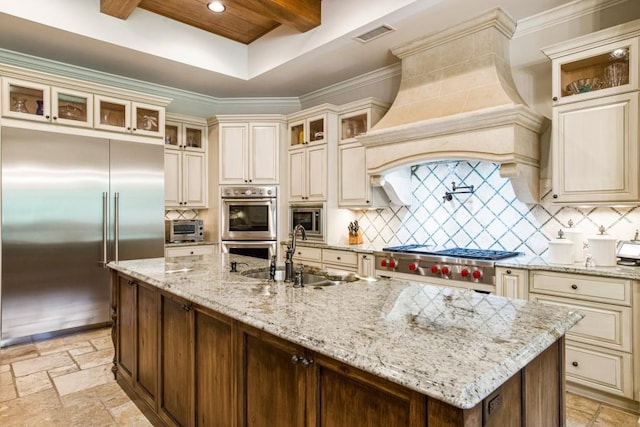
[357,8,548,204]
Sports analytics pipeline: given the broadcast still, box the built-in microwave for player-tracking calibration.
[165,219,204,243]
[290,204,323,240]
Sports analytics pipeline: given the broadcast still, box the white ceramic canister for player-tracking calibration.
[561,221,585,262]
[587,226,617,267]
[548,230,575,265]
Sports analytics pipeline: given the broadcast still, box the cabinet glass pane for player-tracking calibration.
[56,92,88,122]
[341,113,367,140]
[308,118,324,142]
[561,46,630,96]
[8,84,44,117]
[290,123,304,146]
[99,101,126,127]
[165,123,179,147]
[185,127,202,149]
[136,107,159,132]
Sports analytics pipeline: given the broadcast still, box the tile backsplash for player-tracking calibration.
[356,161,640,257]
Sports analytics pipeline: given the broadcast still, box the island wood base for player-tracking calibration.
[111,271,566,427]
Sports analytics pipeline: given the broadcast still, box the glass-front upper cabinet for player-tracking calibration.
[545,37,638,104]
[52,87,93,127]
[94,96,164,137]
[165,120,204,151]
[288,113,326,148]
[2,78,51,122]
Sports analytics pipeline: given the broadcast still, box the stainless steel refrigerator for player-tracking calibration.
[1,126,164,346]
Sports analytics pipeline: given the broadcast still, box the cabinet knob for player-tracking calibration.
[337,256,341,260]
[366,200,370,204]
[506,270,512,274]
[572,361,579,367]
[301,358,314,368]
[189,251,194,255]
[127,279,136,286]
[52,116,58,121]
[571,284,578,290]
[182,304,192,312]
[552,96,558,101]
[132,128,137,131]
[291,355,303,365]
[45,115,50,119]
[552,194,558,199]
[362,255,368,259]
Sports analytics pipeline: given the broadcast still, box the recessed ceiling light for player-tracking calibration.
[207,1,225,13]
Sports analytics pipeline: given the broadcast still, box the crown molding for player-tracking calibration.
[300,63,401,106]
[513,0,629,38]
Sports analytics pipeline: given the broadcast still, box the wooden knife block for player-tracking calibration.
[349,230,363,245]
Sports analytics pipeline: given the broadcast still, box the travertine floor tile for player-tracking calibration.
[35,335,93,356]
[53,363,114,396]
[69,344,97,357]
[61,382,128,410]
[0,388,61,425]
[566,406,594,427]
[92,335,115,350]
[48,363,80,378]
[0,343,38,364]
[15,371,53,396]
[0,364,10,373]
[0,370,12,385]
[109,401,153,426]
[566,392,600,416]
[72,348,114,370]
[0,382,16,402]
[12,351,73,377]
[593,405,639,426]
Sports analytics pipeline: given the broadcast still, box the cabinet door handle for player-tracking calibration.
[571,284,578,290]
[572,361,578,367]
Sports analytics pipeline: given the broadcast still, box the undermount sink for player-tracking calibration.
[241,269,359,287]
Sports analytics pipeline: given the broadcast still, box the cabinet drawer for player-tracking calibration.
[531,295,631,352]
[293,246,322,262]
[566,342,633,398]
[165,245,214,257]
[529,271,630,305]
[322,249,357,267]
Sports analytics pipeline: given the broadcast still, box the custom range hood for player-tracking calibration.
[358,8,548,203]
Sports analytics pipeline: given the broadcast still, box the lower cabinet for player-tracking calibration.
[113,271,566,427]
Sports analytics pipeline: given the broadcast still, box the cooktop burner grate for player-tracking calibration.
[382,245,520,261]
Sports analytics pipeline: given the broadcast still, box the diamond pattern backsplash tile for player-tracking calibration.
[356,161,640,256]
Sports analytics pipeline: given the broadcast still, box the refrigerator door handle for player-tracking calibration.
[99,192,108,267]
[114,192,120,263]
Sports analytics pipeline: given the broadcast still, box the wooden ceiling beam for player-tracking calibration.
[100,0,143,19]
[245,0,321,33]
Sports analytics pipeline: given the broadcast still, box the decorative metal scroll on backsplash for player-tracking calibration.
[443,181,475,202]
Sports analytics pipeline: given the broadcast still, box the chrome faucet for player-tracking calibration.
[285,224,307,282]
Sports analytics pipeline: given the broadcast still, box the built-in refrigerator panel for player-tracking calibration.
[109,139,164,261]
[1,127,111,343]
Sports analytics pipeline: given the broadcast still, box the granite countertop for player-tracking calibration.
[165,241,218,248]
[108,253,582,410]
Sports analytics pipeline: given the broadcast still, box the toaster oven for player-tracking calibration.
[165,219,204,243]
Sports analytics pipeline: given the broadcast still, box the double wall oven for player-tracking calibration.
[221,186,277,259]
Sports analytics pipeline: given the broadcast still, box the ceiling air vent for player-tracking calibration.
[354,24,396,43]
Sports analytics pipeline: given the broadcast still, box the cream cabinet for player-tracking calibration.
[551,92,638,203]
[94,94,164,137]
[337,98,389,208]
[322,249,358,272]
[216,120,282,185]
[495,267,528,300]
[288,113,327,148]
[289,144,327,202]
[165,245,215,258]
[542,21,640,205]
[528,271,635,400]
[164,115,208,209]
[2,77,93,127]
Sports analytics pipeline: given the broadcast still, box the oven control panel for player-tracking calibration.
[221,186,276,198]
[374,253,495,287]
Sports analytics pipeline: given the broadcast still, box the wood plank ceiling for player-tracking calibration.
[100,0,322,44]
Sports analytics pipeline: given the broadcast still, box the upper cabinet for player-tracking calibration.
[211,115,285,185]
[0,65,169,138]
[164,114,208,209]
[288,113,327,148]
[94,95,165,138]
[286,105,338,203]
[2,78,93,127]
[337,98,389,208]
[543,21,640,205]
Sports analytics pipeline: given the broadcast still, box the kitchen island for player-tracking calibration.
[108,253,582,426]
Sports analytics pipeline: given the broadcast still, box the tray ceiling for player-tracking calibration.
[100,0,322,44]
